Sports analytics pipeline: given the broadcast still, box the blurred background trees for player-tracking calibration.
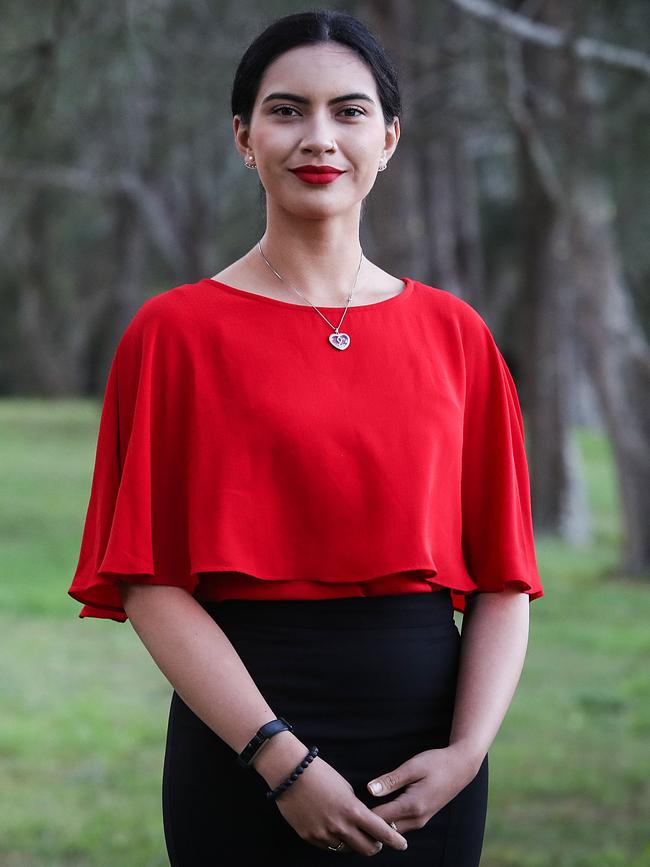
[2,5,649,864]
[2,0,649,576]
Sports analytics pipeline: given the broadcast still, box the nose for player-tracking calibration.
[299,113,337,156]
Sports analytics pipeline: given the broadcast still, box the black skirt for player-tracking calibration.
[162,589,489,865]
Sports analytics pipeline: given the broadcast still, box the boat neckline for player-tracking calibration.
[202,275,415,311]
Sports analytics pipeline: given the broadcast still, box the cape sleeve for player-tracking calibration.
[459,304,544,605]
[67,297,198,622]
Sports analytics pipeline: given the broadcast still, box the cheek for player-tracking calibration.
[353,154,381,181]
[250,123,289,154]
[352,140,384,168]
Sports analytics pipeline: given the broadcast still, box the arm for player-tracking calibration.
[120,583,411,855]
[449,587,530,775]
[119,583,309,788]
[364,587,531,830]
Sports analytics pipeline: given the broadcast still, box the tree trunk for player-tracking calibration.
[515,7,591,545]
[356,0,429,278]
[562,8,650,575]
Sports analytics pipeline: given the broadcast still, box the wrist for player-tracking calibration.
[250,730,311,788]
[446,739,486,781]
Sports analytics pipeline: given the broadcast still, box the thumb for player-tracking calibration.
[367,765,406,796]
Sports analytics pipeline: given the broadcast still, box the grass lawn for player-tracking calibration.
[1,399,649,866]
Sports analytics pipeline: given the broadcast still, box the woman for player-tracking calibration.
[68,9,544,865]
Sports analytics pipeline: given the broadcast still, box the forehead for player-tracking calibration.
[257,43,377,98]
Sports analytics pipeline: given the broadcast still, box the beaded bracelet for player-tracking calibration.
[265,746,320,800]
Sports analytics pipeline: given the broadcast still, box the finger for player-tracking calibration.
[367,758,425,797]
[367,796,418,836]
[368,790,414,822]
[358,811,408,851]
[368,812,416,836]
[317,833,371,857]
[337,826,388,858]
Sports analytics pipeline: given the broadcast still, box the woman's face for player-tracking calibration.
[234,42,400,220]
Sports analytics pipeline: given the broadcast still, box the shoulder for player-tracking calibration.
[118,280,208,343]
[111,280,213,376]
[127,281,199,327]
[410,278,494,346]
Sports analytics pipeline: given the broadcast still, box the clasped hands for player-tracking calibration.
[336,743,480,854]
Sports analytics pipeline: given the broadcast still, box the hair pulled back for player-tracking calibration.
[231,9,402,128]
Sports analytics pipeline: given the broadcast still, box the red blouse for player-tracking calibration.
[67,276,544,622]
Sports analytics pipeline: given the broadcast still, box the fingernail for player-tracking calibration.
[369,781,382,794]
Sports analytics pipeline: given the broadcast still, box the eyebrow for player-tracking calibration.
[261,91,376,106]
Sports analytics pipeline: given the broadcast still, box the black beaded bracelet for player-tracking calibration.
[265,746,319,800]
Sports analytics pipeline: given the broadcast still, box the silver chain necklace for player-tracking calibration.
[256,239,363,351]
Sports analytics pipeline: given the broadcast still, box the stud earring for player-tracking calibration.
[378,160,388,172]
[245,155,257,169]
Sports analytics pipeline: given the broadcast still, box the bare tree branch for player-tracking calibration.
[448,0,650,77]
[502,31,563,203]
[0,160,186,272]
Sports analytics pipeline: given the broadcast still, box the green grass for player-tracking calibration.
[1,399,649,866]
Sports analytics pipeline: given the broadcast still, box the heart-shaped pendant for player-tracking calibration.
[328,332,351,350]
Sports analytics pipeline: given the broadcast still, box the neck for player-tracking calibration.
[256,211,365,303]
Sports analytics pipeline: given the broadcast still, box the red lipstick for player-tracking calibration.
[290,165,345,185]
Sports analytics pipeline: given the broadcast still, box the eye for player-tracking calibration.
[271,105,300,117]
[270,105,366,118]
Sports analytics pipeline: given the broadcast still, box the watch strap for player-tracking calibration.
[236,717,294,768]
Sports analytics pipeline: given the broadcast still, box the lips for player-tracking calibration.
[290,166,345,185]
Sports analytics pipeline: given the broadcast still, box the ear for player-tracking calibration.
[383,115,400,162]
[233,115,251,160]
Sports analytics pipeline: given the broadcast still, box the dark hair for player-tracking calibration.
[231,9,402,128]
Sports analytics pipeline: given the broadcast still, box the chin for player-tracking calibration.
[281,197,351,219]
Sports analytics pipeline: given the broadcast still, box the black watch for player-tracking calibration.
[236,717,294,769]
